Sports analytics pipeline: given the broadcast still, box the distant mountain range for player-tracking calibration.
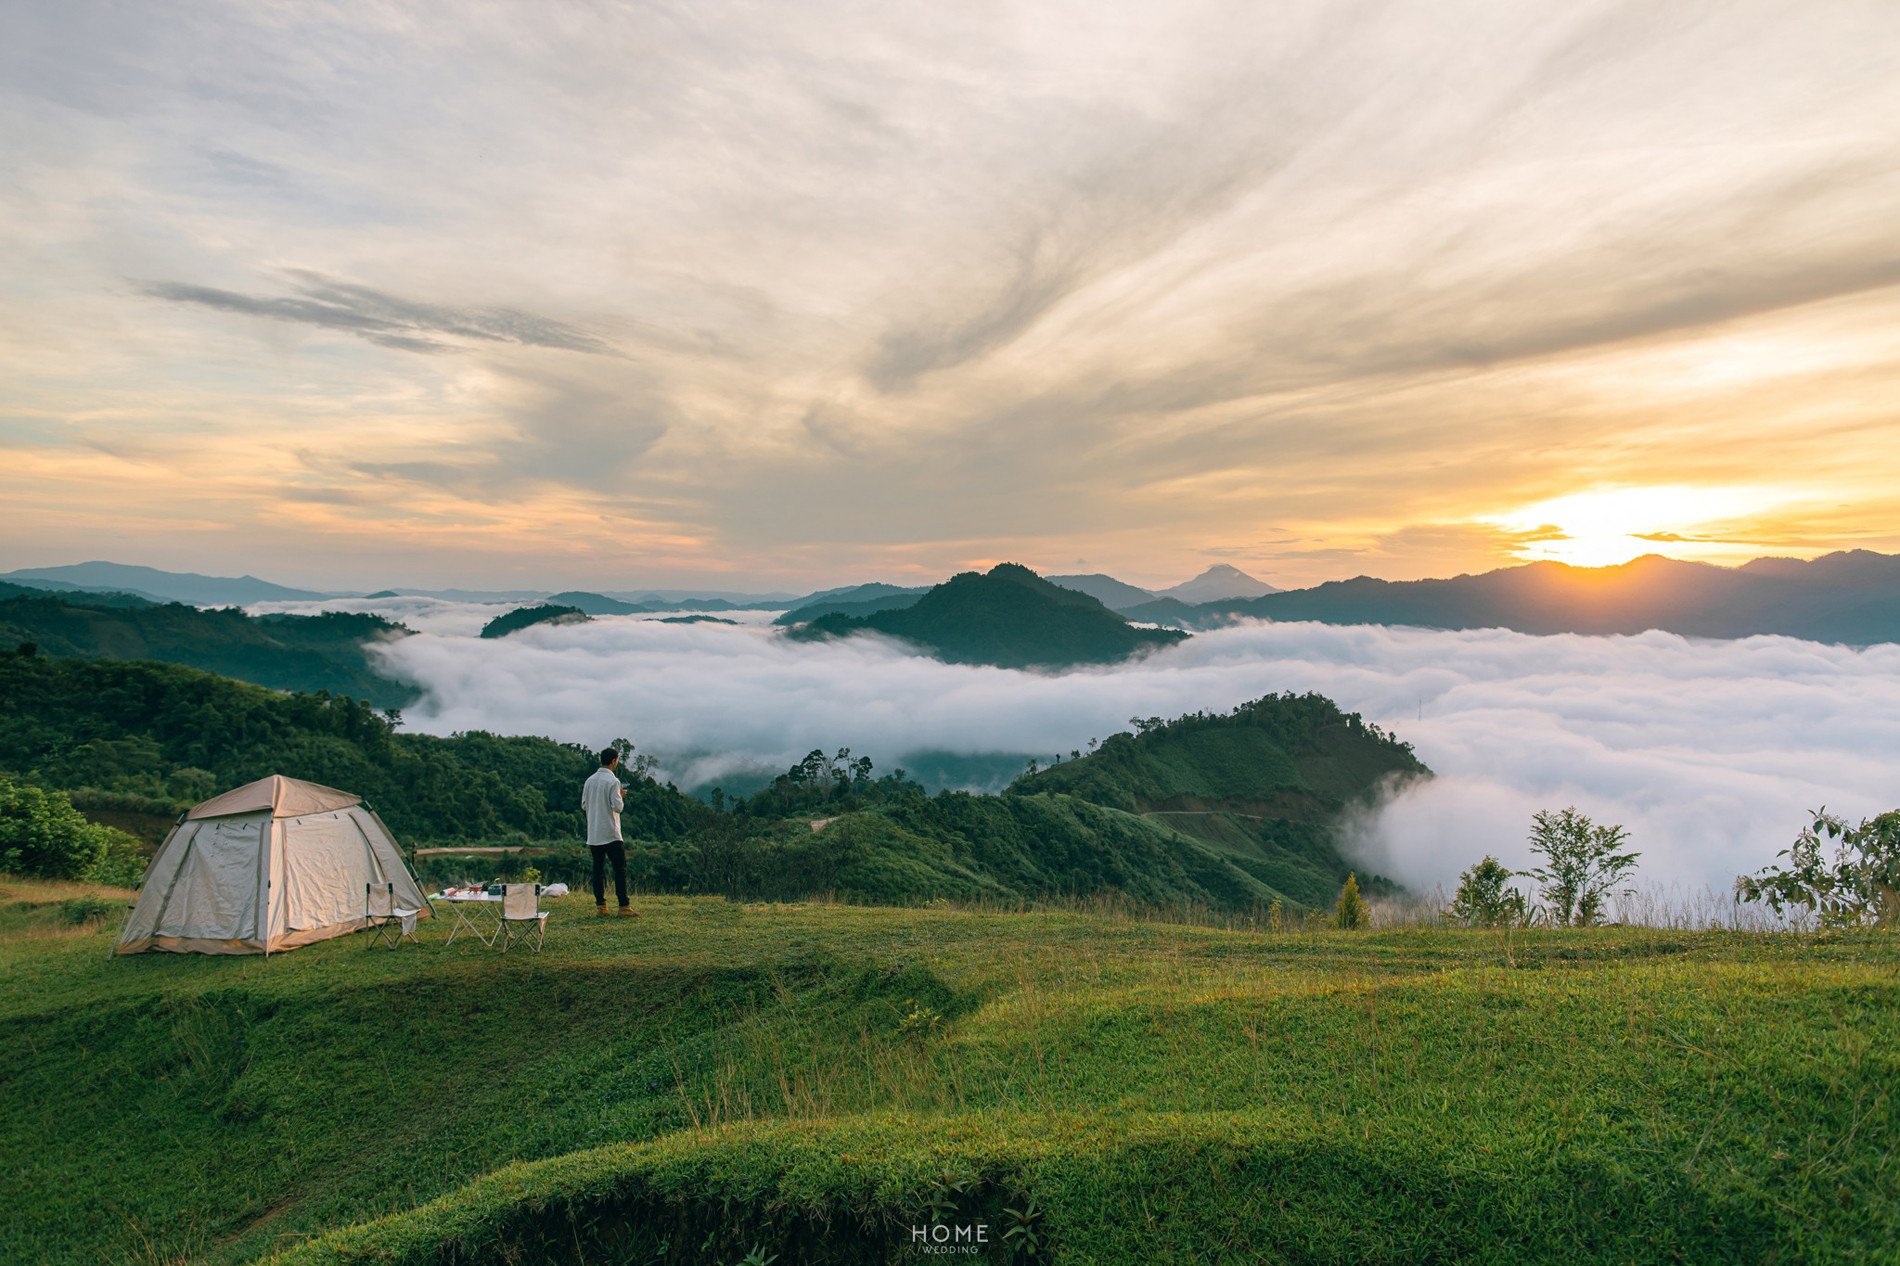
[1045,573,1162,609]
[1143,551,1900,646]
[1045,565,1280,611]
[11,551,1896,647]
[786,563,1187,668]
[0,561,330,606]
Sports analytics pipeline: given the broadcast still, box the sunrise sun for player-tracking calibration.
[1483,485,1799,569]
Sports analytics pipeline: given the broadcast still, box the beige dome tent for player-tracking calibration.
[117,775,431,955]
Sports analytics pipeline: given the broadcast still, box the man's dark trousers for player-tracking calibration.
[591,841,628,908]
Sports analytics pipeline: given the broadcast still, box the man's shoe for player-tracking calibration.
[617,905,638,918]
[596,902,609,917]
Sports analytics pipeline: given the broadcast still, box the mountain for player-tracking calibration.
[1191,551,1900,645]
[1117,596,1201,625]
[771,591,925,625]
[0,561,330,606]
[1159,563,1281,603]
[1011,691,1425,907]
[606,589,801,608]
[785,581,931,611]
[478,604,592,638]
[545,590,655,616]
[0,589,414,707]
[785,563,1187,669]
[1046,573,1158,610]
[710,691,1421,912]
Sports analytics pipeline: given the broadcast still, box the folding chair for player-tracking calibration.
[365,881,420,948]
[496,882,549,954]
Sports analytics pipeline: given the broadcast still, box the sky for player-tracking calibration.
[248,597,1900,902]
[4,1,1900,592]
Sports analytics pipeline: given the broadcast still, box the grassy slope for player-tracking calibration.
[2,881,1893,1265]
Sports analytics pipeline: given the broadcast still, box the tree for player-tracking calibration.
[1736,808,1900,928]
[0,776,112,880]
[1334,872,1368,929]
[1448,856,1529,927]
[1527,808,1639,926]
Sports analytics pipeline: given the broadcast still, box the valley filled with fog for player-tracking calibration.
[254,596,1900,897]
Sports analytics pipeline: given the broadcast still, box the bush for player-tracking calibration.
[1448,856,1529,927]
[85,827,149,889]
[0,776,112,880]
[1334,872,1368,929]
[1736,807,1900,928]
[1527,808,1639,926]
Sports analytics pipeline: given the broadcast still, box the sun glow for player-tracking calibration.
[1483,485,1799,568]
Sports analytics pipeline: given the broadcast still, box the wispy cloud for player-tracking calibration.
[140,271,617,356]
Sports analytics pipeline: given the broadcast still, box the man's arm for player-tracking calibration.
[611,779,624,813]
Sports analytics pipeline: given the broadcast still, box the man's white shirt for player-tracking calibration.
[583,767,625,845]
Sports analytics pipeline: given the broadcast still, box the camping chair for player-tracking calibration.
[496,883,549,954]
[365,881,420,948]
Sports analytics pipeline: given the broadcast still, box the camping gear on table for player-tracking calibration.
[435,888,503,947]
[116,775,431,956]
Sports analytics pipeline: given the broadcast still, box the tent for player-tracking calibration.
[117,775,431,955]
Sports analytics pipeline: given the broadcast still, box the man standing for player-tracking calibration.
[584,748,636,918]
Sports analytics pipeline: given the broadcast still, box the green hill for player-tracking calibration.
[2,889,1893,1265]
[770,591,923,625]
[478,603,591,638]
[4,653,1410,914]
[787,563,1187,669]
[1006,693,1426,907]
[0,589,415,707]
[667,693,1422,913]
[545,591,655,615]
[0,653,709,847]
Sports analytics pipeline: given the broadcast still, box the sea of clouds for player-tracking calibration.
[255,597,1900,896]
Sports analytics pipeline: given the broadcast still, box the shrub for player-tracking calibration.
[1736,807,1900,928]
[85,827,149,889]
[0,776,112,880]
[1334,872,1368,929]
[1448,856,1529,927]
[1526,808,1639,926]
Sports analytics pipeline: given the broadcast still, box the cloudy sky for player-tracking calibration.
[3,1,1898,591]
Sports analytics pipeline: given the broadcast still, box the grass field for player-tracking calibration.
[1,877,1894,1264]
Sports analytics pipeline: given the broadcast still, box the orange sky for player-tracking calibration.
[3,1,1898,592]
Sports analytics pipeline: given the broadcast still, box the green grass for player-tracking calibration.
[1,878,1894,1264]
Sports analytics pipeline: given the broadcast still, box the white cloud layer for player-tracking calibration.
[359,611,1900,894]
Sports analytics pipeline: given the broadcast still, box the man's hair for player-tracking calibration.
[599,748,619,767]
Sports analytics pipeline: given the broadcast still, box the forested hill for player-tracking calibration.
[690,692,1425,913]
[479,604,591,638]
[7,652,1414,914]
[787,563,1186,668]
[0,587,416,708]
[1016,692,1427,817]
[0,652,709,847]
